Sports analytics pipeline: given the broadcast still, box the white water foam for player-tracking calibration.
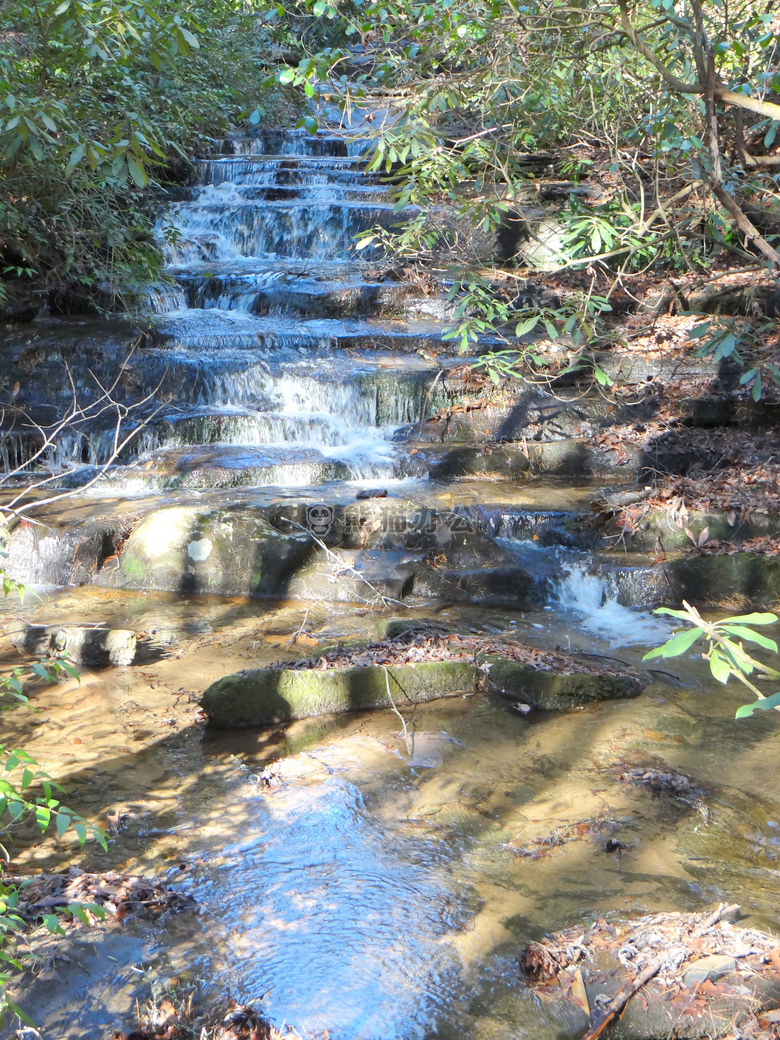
[555,563,672,647]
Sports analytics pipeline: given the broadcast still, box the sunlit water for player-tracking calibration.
[3,126,780,1040]
[3,586,780,1040]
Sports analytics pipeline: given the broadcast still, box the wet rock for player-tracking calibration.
[425,440,645,481]
[427,444,532,480]
[12,623,173,667]
[98,505,311,597]
[663,552,780,609]
[373,617,446,639]
[201,660,476,726]
[485,657,642,709]
[684,954,737,986]
[286,549,417,603]
[13,624,139,667]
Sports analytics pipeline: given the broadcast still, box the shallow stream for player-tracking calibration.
[2,123,780,1039]
[2,586,780,1039]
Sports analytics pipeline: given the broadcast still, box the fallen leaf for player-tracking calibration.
[570,967,590,1017]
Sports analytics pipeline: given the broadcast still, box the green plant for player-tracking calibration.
[440,273,615,386]
[643,600,780,719]
[0,524,107,1025]
[0,0,296,306]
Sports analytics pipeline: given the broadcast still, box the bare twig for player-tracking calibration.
[579,962,662,1040]
[383,665,413,757]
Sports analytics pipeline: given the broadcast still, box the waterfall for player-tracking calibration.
[555,562,672,646]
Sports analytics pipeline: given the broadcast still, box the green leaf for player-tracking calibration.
[739,367,758,385]
[515,315,540,336]
[688,323,712,339]
[721,612,777,626]
[65,142,86,177]
[719,625,778,652]
[249,110,261,125]
[594,365,614,386]
[68,903,92,926]
[126,155,147,188]
[179,27,199,50]
[735,691,780,718]
[643,627,702,660]
[713,332,737,360]
[55,812,71,839]
[278,68,296,84]
[43,914,64,935]
[709,649,731,684]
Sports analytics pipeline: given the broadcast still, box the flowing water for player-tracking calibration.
[2,126,780,1038]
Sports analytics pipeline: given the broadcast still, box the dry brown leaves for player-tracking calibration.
[520,908,780,1040]
[650,467,780,517]
[115,1000,314,1040]
[689,536,780,558]
[7,866,195,924]
[280,631,625,678]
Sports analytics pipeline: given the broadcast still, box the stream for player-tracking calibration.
[2,124,780,1038]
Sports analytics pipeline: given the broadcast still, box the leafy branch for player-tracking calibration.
[643,600,780,719]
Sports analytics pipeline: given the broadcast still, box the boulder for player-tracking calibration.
[201,660,477,727]
[98,505,311,597]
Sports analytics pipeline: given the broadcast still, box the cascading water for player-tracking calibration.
[68,129,442,489]
[554,560,672,646]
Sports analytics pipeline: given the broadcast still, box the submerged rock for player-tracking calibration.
[201,660,476,727]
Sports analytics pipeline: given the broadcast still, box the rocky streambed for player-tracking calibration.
[2,119,780,1039]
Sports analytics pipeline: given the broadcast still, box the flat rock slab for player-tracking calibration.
[201,660,476,726]
[201,645,644,726]
[684,954,738,987]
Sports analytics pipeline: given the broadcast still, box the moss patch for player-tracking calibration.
[202,660,477,727]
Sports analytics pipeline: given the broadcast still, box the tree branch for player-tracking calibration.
[617,1,704,94]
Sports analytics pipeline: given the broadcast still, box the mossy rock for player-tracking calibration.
[663,552,780,609]
[201,660,477,727]
[99,505,311,597]
[484,656,642,710]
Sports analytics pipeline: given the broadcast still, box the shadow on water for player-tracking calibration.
[3,597,780,1039]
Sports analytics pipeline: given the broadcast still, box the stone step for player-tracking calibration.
[7,484,777,610]
[151,311,475,353]
[151,269,451,320]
